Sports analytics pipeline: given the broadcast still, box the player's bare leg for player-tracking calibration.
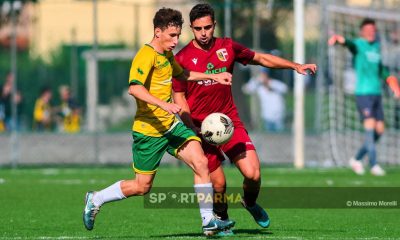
[83,174,155,230]
[233,150,270,228]
[120,174,156,196]
[177,140,235,235]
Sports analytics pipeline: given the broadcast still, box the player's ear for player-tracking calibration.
[155,28,161,38]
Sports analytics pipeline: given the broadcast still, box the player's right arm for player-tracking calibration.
[328,34,345,45]
[128,84,181,114]
[176,69,232,85]
[328,34,357,54]
[128,47,181,115]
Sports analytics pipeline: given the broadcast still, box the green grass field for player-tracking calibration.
[1,166,400,239]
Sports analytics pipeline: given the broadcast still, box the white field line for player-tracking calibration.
[0,236,390,240]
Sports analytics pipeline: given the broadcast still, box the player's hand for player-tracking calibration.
[159,102,182,114]
[212,72,232,85]
[387,76,400,99]
[328,34,345,45]
[295,64,317,75]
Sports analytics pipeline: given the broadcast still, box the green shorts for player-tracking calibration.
[131,121,201,174]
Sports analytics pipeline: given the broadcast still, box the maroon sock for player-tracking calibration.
[243,188,260,207]
[213,191,229,220]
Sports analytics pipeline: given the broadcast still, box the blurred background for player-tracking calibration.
[0,0,399,167]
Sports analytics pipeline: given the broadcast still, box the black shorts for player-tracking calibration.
[355,95,384,121]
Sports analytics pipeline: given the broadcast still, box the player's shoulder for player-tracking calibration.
[353,37,369,45]
[132,45,158,64]
[138,44,153,53]
[176,42,194,56]
[215,37,234,46]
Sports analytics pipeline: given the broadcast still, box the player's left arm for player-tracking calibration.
[250,52,317,75]
[381,65,400,99]
[386,76,400,99]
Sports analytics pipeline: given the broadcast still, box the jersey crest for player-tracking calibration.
[216,48,228,62]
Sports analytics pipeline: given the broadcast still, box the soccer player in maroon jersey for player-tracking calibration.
[172,3,317,234]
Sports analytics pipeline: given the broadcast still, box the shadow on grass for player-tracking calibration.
[153,228,272,238]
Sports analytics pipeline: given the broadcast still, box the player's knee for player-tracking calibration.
[244,168,260,182]
[193,156,208,170]
[136,183,152,195]
[192,155,208,172]
[212,179,226,193]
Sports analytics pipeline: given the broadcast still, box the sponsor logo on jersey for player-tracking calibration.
[157,60,170,69]
[205,67,227,75]
[196,79,218,86]
[161,77,172,85]
[192,58,198,65]
[216,48,228,62]
[366,50,380,63]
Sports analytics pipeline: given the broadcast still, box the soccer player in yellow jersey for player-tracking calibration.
[83,7,234,236]
[33,87,52,131]
[57,85,81,133]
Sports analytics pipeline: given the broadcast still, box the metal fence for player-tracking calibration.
[0,132,327,167]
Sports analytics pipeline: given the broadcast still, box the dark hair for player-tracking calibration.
[40,86,51,96]
[153,8,183,30]
[190,3,215,23]
[360,18,375,29]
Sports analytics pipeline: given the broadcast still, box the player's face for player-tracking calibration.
[360,24,376,42]
[191,16,216,47]
[156,25,181,52]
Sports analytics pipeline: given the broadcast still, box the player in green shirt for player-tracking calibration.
[329,18,400,176]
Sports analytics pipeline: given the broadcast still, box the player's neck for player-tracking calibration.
[192,37,215,51]
[149,39,165,54]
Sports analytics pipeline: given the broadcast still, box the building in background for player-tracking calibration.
[28,0,195,58]
[0,1,33,50]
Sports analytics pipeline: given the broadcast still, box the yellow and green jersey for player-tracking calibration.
[128,44,184,137]
[33,98,51,123]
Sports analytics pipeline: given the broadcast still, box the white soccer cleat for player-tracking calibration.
[370,165,386,176]
[349,158,365,175]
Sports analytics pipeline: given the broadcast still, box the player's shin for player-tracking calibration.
[243,180,261,207]
[194,182,214,225]
[92,181,126,207]
[213,191,229,220]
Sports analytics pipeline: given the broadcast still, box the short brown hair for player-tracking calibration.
[190,3,215,24]
[153,8,184,30]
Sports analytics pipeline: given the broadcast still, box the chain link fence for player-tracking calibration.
[1,0,399,168]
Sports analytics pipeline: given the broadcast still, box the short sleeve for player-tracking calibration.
[232,40,255,65]
[344,38,358,55]
[128,48,154,86]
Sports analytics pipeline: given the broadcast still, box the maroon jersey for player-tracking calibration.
[173,37,255,128]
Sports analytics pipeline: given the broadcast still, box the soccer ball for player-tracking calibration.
[201,113,234,145]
